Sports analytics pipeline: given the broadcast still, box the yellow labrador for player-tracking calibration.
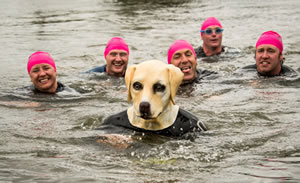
[100,60,207,138]
[125,60,183,130]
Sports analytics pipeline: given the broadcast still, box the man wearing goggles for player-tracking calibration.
[194,17,225,57]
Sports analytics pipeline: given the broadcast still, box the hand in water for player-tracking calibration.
[96,134,133,149]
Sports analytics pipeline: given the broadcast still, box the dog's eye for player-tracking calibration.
[133,82,143,90]
[153,83,165,93]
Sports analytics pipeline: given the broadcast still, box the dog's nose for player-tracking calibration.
[139,102,151,116]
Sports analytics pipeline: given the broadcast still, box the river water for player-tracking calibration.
[0,0,300,182]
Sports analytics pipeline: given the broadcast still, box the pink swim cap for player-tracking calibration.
[27,51,56,74]
[256,31,283,53]
[168,40,196,64]
[201,17,222,36]
[104,37,129,58]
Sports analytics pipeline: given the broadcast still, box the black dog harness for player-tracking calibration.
[99,108,207,137]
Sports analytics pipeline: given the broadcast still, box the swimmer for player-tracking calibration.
[96,60,207,149]
[27,51,64,93]
[194,17,225,57]
[87,37,129,77]
[0,51,77,108]
[242,31,297,77]
[168,40,218,85]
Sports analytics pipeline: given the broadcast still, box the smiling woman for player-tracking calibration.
[27,51,64,93]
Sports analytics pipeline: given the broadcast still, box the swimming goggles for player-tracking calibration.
[201,28,224,35]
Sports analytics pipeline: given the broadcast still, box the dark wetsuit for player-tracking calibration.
[55,82,65,92]
[99,108,207,137]
[86,64,106,73]
[242,64,298,77]
[31,81,65,93]
[194,46,225,58]
[195,69,218,83]
[179,69,218,86]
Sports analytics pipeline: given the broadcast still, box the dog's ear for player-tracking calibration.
[125,65,136,103]
[168,65,184,104]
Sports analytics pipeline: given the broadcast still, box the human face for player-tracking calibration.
[255,44,283,76]
[202,25,223,50]
[170,49,197,82]
[105,49,128,77]
[29,63,57,93]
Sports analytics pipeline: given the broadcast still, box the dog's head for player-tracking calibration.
[125,60,183,120]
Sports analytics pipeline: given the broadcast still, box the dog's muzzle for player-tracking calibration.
[139,102,151,119]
